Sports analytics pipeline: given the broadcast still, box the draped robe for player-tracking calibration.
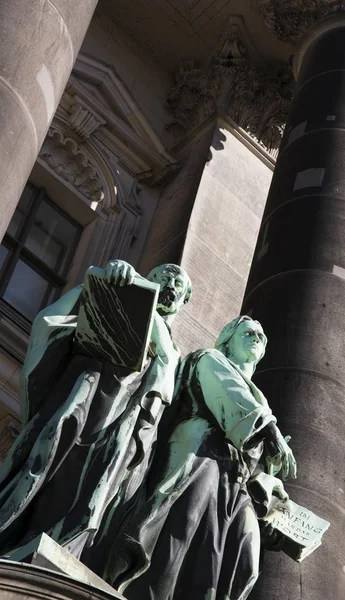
[0,280,180,559]
[104,348,277,600]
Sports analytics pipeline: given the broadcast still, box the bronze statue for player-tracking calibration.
[103,316,296,600]
[0,260,192,561]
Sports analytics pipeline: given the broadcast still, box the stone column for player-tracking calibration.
[243,8,345,600]
[0,0,99,240]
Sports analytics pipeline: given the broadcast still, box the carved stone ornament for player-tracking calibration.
[167,60,221,137]
[258,0,345,46]
[39,129,105,202]
[215,31,295,152]
[167,21,295,152]
[68,102,106,143]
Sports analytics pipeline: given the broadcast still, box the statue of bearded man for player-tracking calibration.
[0,260,192,563]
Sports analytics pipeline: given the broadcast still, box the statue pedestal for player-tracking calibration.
[0,533,126,599]
[0,559,126,599]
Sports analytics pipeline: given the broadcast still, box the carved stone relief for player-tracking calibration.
[68,102,106,143]
[39,129,105,203]
[216,31,295,152]
[167,17,295,153]
[36,53,178,272]
[258,0,345,46]
[167,60,220,138]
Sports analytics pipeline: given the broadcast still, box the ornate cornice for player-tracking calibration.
[39,129,105,203]
[68,101,106,142]
[258,0,345,46]
[167,17,295,153]
[67,54,179,184]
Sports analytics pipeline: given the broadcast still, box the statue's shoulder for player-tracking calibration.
[182,348,225,375]
[192,349,242,380]
[193,348,227,365]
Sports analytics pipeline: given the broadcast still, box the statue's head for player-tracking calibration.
[215,315,267,371]
[147,263,192,317]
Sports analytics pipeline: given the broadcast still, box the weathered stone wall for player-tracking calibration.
[138,121,216,273]
[172,121,274,355]
[81,8,173,145]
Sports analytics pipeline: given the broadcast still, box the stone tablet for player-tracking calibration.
[74,268,159,371]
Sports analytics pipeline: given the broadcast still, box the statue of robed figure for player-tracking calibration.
[102,316,297,600]
[0,260,192,561]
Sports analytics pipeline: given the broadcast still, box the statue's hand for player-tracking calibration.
[259,521,285,552]
[264,424,297,481]
[104,260,136,286]
[248,471,288,517]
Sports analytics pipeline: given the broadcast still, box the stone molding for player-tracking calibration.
[39,52,180,213]
[40,129,105,203]
[258,0,345,46]
[0,560,124,600]
[67,53,179,184]
[167,16,295,153]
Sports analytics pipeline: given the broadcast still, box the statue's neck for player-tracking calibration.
[162,313,175,328]
[228,358,254,380]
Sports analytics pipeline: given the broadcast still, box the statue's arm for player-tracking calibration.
[196,352,297,480]
[196,351,276,452]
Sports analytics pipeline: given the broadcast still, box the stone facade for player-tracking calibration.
[0,3,344,600]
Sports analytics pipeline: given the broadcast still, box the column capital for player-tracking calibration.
[258,1,345,46]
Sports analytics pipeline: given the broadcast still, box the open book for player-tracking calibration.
[74,267,159,371]
[262,499,330,562]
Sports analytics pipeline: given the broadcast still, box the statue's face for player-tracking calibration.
[150,265,190,315]
[226,319,265,365]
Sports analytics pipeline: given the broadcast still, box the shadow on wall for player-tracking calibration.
[207,127,227,162]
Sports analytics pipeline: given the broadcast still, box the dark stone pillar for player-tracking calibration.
[242,23,345,600]
[0,0,98,239]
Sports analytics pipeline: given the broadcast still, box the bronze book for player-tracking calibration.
[74,267,159,371]
[262,499,330,562]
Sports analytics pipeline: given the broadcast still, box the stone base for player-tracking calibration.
[0,533,126,599]
[7,533,119,597]
[0,559,127,599]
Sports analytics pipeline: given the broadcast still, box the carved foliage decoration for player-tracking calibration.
[167,60,220,137]
[167,23,295,152]
[215,32,295,151]
[40,129,105,202]
[258,0,345,45]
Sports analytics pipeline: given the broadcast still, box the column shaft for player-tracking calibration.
[0,0,99,239]
[243,25,345,600]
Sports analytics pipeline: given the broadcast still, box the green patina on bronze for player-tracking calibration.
[0,260,191,564]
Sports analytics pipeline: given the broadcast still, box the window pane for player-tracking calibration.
[7,183,36,239]
[0,245,9,272]
[3,260,53,320]
[24,199,80,274]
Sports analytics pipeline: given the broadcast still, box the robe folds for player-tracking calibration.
[105,349,276,600]
[0,282,180,558]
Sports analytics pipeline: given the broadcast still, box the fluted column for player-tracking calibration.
[244,6,345,600]
[0,0,99,239]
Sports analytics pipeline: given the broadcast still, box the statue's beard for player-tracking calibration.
[157,288,177,313]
